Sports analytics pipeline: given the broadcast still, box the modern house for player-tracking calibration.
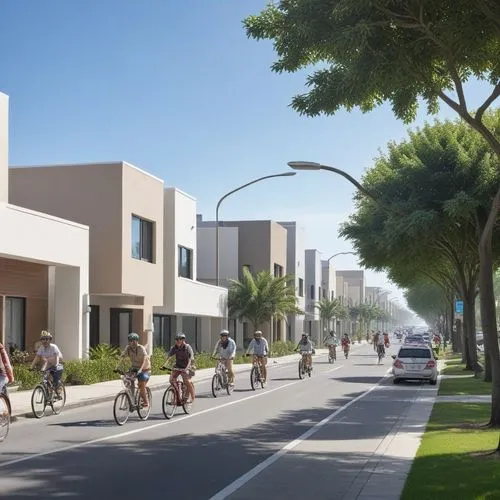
[0,92,90,359]
[9,162,228,355]
[197,216,288,346]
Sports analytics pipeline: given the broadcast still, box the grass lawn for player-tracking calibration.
[402,403,500,499]
[439,376,492,396]
[441,357,475,376]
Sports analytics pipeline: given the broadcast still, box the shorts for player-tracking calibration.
[0,374,7,392]
[137,371,150,382]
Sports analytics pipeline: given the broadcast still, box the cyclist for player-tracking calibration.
[245,330,269,383]
[295,333,313,370]
[212,329,236,386]
[31,331,64,399]
[376,331,385,359]
[383,331,390,348]
[118,332,151,408]
[341,333,351,355]
[164,333,196,403]
[0,341,14,393]
[323,331,337,361]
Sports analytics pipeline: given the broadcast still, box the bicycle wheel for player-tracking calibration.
[162,386,176,419]
[225,372,234,395]
[211,373,222,398]
[0,395,10,443]
[31,385,47,419]
[250,366,257,391]
[182,389,193,415]
[137,387,152,420]
[51,383,66,415]
[308,364,312,377]
[298,360,305,380]
[113,391,131,426]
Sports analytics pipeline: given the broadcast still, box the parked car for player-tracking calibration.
[392,344,438,385]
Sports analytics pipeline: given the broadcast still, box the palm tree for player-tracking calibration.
[315,298,345,341]
[228,267,303,342]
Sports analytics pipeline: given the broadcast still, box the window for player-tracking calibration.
[178,246,193,279]
[5,297,25,350]
[131,215,153,262]
[298,278,304,297]
[310,285,315,300]
[322,288,326,298]
[273,263,283,278]
[331,291,334,300]
[398,348,431,359]
[318,287,322,299]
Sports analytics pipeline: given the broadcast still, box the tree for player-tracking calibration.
[228,267,303,336]
[244,0,500,422]
[340,115,500,421]
[315,297,344,338]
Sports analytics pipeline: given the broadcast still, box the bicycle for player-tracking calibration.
[211,358,234,397]
[327,345,337,364]
[298,352,312,379]
[246,355,266,390]
[160,367,194,419]
[377,345,385,364]
[343,344,350,359]
[112,369,152,426]
[0,385,11,442]
[31,368,66,419]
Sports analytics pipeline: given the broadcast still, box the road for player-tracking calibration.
[0,344,431,499]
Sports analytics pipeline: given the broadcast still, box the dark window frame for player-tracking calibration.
[131,215,154,263]
[178,245,193,279]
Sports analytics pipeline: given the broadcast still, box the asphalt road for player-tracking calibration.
[0,344,431,499]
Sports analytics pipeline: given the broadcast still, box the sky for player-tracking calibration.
[0,1,493,320]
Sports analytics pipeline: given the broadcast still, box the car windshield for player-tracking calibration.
[398,348,431,359]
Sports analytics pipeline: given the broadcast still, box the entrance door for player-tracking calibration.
[110,308,133,347]
[5,297,26,350]
[89,305,100,347]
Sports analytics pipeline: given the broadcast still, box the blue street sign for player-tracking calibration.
[455,300,464,314]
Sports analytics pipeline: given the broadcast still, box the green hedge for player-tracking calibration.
[11,341,298,391]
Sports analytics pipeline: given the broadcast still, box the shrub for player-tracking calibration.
[269,341,296,357]
[64,358,118,385]
[8,347,31,365]
[88,343,120,361]
[12,364,40,390]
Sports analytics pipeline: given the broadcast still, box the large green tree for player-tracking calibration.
[244,0,500,421]
[228,267,303,337]
[340,115,500,421]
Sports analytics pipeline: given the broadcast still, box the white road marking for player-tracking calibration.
[208,368,392,500]
[0,361,348,469]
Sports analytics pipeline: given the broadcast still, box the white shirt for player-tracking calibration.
[37,343,62,367]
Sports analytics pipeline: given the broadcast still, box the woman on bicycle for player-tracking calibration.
[0,342,14,393]
[118,332,151,408]
[295,333,313,370]
[164,333,196,403]
[212,330,236,386]
[245,331,269,383]
[31,331,64,398]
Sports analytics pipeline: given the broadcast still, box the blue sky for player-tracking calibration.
[0,1,493,315]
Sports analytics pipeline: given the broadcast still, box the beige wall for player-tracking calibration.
[0,93,8,203]
[9,163,123,294]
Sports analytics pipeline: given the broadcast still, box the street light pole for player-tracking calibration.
[215,172,296,287]
[327,251,356,264]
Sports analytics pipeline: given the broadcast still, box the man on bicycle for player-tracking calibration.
[118,332,151,408]
[30,331,64,399]
[212,329,236,386]
[376,332,385,358]
[0,341,14,394]
[341,333,351,354]
[164,333,196,403]
[323,331,337,360]
[295,333,313,369]
[245,331,269,383]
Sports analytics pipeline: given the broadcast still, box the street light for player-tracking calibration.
[327,251,356,263]
[215,172,297,286]
[287,161,376,201]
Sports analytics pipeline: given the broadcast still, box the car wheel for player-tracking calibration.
[393,378,400,385]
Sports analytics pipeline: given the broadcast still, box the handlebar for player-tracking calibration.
[160,366,188,373]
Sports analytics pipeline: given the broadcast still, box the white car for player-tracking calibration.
[392,344,438,385]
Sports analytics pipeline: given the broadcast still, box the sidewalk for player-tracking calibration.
[9,348,336,420]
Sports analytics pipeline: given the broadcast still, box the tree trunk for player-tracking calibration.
[450,298,458,351]
[478,226,500,426]
[456,319,466,364]
[463,289,479,371]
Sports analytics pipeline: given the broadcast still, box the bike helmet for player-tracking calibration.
[40,330,53,340]
[220,329,229,337]
[254,330,262,338]
[175,332,186,340]
[127,333,140,341]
